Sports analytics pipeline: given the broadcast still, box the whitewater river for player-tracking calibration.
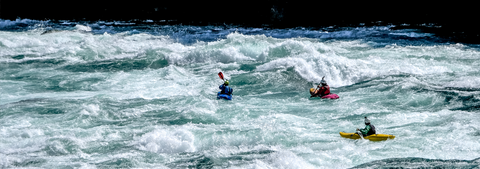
[1,19,480,168]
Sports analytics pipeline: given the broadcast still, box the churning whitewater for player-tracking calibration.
[1,19,480,168]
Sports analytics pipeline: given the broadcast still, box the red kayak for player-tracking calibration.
[309,88,339,99]
[320,93,339,99]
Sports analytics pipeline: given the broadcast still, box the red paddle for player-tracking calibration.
[218,72,225,82]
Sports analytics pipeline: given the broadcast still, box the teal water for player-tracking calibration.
[1,20,480,168]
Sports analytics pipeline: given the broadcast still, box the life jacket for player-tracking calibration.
[367,124,376,136]
[318,86,330,96]
[220,85,233,95]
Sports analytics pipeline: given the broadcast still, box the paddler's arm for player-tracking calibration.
[312,86,323,97]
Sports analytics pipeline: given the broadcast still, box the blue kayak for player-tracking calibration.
[217,93,232,100]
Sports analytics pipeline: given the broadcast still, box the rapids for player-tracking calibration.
[1,19,480,168]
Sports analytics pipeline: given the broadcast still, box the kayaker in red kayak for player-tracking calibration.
[310,77,330,97]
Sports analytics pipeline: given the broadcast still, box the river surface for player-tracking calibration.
[1,19,480,168]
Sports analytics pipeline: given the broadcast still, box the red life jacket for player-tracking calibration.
[318,86,330,96]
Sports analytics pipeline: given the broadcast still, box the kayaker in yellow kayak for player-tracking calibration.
[356,117,376,137]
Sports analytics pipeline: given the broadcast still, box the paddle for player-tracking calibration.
[356,128,365,140]
[218,72,232,96]
[218,72,225,82]
[310,76,325,98]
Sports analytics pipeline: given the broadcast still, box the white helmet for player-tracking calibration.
[320,76,327,86]
[364,117,370,124]
[320,79,327,85]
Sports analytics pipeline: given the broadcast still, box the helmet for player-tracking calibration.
[310,88,315,92]
[364,117,370,124]
[224,80,229,85]
[320,79,327,86]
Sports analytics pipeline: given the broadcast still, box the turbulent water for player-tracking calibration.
[1,19,480,168]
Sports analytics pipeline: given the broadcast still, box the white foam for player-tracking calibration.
[444,76,480,89]
[256,57,318,79]
[233,151,316,169]
[5,30,468,83]
[0,30,177,63]
[179,46,254,65]
[79,104,100,116]
[164,33,268,65]
[74,25,92,32]
[97,65,207,100]
[0,124,48,163]
[136,128,196,154]
[253,39,368,86]
[0,153,21,168]
[255,53,362,87]
[253,37,480,87]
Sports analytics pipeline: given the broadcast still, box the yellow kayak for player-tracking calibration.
[339,132,395,141]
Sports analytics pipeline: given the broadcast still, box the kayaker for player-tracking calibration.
[218,80,233,96]
[311,78,330,97]
[356,117,376,137]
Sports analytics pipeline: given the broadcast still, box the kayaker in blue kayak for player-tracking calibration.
[356,117,376,136]
[218,80,233,96]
